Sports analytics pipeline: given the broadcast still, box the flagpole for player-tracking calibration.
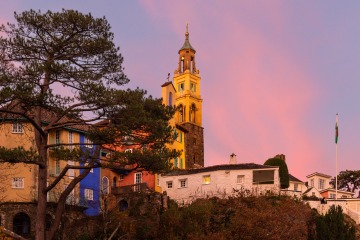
[335,113,338,200]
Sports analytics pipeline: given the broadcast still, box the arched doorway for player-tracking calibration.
[13,212,30,236]
[118,199,129,212]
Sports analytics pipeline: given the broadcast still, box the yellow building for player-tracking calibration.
[161,25,204,170]
[0,121,38,202]
[0,115,84,204]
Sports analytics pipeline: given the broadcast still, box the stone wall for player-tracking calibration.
[0,202,86,239]
[181,122,204,169]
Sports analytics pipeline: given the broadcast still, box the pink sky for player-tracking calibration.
[1,1,360,181]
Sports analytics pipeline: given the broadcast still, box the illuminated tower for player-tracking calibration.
[173,24,204,168]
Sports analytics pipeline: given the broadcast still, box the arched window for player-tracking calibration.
[178,105,184,122]
[102,177,109,195]
[190,56,194,73]
[13,212,30,236]
[190,104,196,123]
[113,177,117,187]
[181,56,184,72]
[169,92,173,106]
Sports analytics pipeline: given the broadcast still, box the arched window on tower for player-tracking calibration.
[190,104,196,123]
[190,56,194,73]
[181,56,184,72]
[178,105,184,122]
[169,92,173,106]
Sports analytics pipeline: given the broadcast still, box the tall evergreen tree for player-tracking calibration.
[264,156,289,189]
[0,9,178,240]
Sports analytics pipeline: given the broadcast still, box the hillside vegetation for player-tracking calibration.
[72,193,357,240]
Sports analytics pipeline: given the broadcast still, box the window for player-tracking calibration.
[68,131,73,149]
[119,174,124,181]
[180,158,183,169]
[55,130,60,145]
[294,183,298,191]
[102,177,109,195]
[12,177,24,188]
[125,149,133,153]
[190,82,196,92]
[169,92,173,106]
[173,129,178,140]
[178,83,184,92]
[135,172,142,184]
[84,136,93,148]
[174,157,178,168]
[134,172,142,192]
[174,129,182,143]
[55,161,60,175]
[84,189,93,200]
[167,181,173,188]
[237,175,245,184]
[113,177,117,187]
[68,160,74,179]
[12,122,23,133]
[312,192,316,197]
[203,175,211,184]
[190,104,196,122]
[178,105,184,122]
[318,179,325,189]
[179,179,187,188]
[180,57,184,72]
[330,193,336,199]
[310,179,314,188]
[253,170,275,184]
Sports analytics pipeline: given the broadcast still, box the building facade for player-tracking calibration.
[159,163,280,205]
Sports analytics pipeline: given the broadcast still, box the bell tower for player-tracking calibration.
[173,24,204,168]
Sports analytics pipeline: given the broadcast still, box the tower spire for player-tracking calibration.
[186,22,189,39]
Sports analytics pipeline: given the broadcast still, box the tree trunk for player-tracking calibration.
[35,152,48,240]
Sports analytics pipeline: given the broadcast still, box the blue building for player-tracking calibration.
[79,134,101,216]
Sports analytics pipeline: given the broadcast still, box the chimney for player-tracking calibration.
[230,153,237,164]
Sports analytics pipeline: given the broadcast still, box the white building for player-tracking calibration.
[159,163,280,205]
[306,172,332,191]
[281,174,307,197]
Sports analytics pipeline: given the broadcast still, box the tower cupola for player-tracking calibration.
[177,24,197,74]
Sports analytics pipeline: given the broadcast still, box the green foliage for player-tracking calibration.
[264,157,290,188]
[0,9,179,239]
[64,194,358,240]
[330,170,360,194]
[159,195,313,240]
[314,205,355,240]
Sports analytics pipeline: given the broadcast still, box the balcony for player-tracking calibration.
[111,183,152,195]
